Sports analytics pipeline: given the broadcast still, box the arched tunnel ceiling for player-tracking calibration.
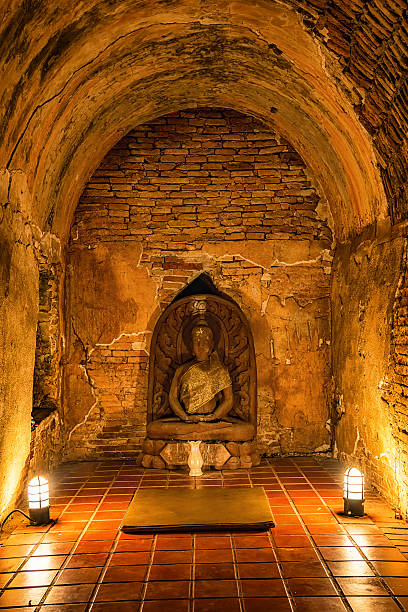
[1,0,404,243]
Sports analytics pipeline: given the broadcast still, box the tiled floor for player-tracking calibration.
[1,457,408,611]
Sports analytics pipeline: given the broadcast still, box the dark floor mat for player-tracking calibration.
[121,486,275,533]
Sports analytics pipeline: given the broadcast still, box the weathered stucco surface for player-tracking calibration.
[332,224,406,512]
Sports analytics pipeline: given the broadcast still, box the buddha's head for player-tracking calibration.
[191,324,213,362]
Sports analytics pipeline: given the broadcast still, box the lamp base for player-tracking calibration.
[29,506,51,525]
[343,498,364,517]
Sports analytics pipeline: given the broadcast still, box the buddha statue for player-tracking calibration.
[147,316,255,442]
[169,322,233,423]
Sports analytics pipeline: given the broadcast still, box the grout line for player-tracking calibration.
[87,461,146,611]
[248,467,296,611]
[135,533,157,612]
[230,531,245,612]
[190,532,196,612]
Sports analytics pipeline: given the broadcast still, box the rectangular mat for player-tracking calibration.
[121,487,274,533]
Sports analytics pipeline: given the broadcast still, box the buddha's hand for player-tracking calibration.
[198,414,216,422]
[183,414,202,423]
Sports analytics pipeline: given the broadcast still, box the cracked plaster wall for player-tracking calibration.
[0,169,63,516]
[65,109,333,461]
[332,221,408,514]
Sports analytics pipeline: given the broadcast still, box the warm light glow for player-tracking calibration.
[344,467,364,501]
[28,476,49,509]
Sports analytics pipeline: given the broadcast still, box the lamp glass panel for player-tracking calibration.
[28,476,49,508]
[344,468,364,500]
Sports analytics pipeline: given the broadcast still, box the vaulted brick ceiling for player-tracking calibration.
[1,0,405,241]
[293,0,408,223]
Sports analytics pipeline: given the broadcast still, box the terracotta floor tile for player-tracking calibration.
[155,537,192,551]
[23,555,66,571]
[0,585,48,607]
[195,549,233,563]
[103,565,147,582]
[53,521,89,532]
[194,598,240,612]
[115,538,153,552]
[81,530,118,541]
[307,524,346,535]
[195,563,235,580]
[6,534,43,546]
[149,563,191,581]
[312,535,352,547]
[74,540,113,554]
[8,569,58,587]
[195,578,238,598]
[43,532,81,543]
[351,535,394,547]
[384,576,408,595]
[293,596,347,611]
[153,550,192,564]
[66,553,108,568]
[273,535,312,547]
[33,542,74,556]
[144,579,190,599]
[44,583,94,604]
[87,520,122,530]
[244,598,292,612]
[0,557,24,572]
[93,511,125,520]
[303,515,339,524]
[235,548,275,563]
[56,567,102,584]
[372,561,408,576]
[286,577,337,596]
[0,573,12,588]
[327,561,375,576]
[319,547,363,561]
[280,561,327,578]
[0,545,34,558]
[60,511,94,521]
[94,581,143,601]
[142,600,189,612]
[233,535,271,548]
[277,548,320,562]
[336,576,389,596]
[360,547,407,561]
[240,578,286,597]
[109,551,150,565]
[345,525,382,535]
[237,562,280,579]
[273,515,302,525]
[195,536,231,549]
[346,596,401,611]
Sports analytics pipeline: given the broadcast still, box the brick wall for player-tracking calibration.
[65,108,333,460]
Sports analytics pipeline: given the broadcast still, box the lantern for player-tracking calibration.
[343,467,364,516]
[28,476,50,525]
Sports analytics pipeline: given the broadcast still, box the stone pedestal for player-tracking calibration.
[138,438,261,470]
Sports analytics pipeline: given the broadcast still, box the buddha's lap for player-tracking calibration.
[147,417,254,441]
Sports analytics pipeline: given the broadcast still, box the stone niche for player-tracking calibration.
[142,281,259,469]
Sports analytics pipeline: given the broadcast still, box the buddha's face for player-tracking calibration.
[192,327,213,362]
